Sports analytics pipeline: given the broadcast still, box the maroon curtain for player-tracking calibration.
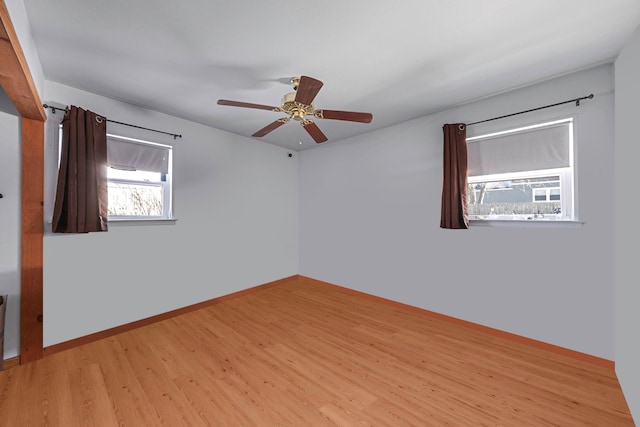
[440,123,469,229]
[52,106,109,233]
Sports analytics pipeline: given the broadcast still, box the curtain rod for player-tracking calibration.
[465,94,594,127]
[43,104,183,140]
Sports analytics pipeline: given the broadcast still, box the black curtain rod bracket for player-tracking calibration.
[43,104,182,139]
[466,94,594,127]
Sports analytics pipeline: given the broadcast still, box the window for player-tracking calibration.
[106,134,173,220]
[533,185,560,202]
[466,118,574,221]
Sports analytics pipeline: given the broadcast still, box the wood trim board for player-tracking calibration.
[298,275,615,370]
[43,275,299,356]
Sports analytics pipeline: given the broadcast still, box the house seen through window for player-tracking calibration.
[466,118,574,221]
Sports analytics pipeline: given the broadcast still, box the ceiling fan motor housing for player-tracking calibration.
[281,92,313,121]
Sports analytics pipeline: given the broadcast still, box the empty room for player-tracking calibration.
[1,0,639,425]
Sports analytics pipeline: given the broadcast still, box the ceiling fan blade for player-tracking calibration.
[294,76,324,106]
[252,119,287,137]
[217,99,278,111]
[316,109,373,123]
[302,121,328,144]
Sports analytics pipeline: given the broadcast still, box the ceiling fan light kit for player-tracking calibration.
[217,76,373,144]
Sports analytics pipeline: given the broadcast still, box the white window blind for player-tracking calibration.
[467,121,571,176]
[107,137,170,174]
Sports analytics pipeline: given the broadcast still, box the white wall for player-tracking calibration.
[0,91,20,360]
[42,81,298,346]
[615,25,640,424]
[300,64,615,360]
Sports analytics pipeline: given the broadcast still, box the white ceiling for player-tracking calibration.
[23,0,640,151]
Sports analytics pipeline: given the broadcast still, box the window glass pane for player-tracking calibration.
[108,182,163,216]
[468,175,561,220]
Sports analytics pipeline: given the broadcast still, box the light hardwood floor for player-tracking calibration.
[0,276,634,426]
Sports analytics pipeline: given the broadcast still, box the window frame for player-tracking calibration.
[105,133,174,221]
[465,118,577,223]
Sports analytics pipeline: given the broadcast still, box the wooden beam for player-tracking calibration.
[20,118,44,363]
[0,0,46,363]
[0,1,46,121]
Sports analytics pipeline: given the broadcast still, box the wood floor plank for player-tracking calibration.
[115,330,209,427]
[86,338,161,426]
[0,277,633,426]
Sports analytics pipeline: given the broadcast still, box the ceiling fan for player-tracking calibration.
[217,76,373,144]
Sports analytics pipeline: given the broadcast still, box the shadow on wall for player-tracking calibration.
[0,86,19,115]
[0,270,20,362]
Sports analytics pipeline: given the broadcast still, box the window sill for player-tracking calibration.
[470,219,583,228]
[44,217,178,234]
[107,218,178,226]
